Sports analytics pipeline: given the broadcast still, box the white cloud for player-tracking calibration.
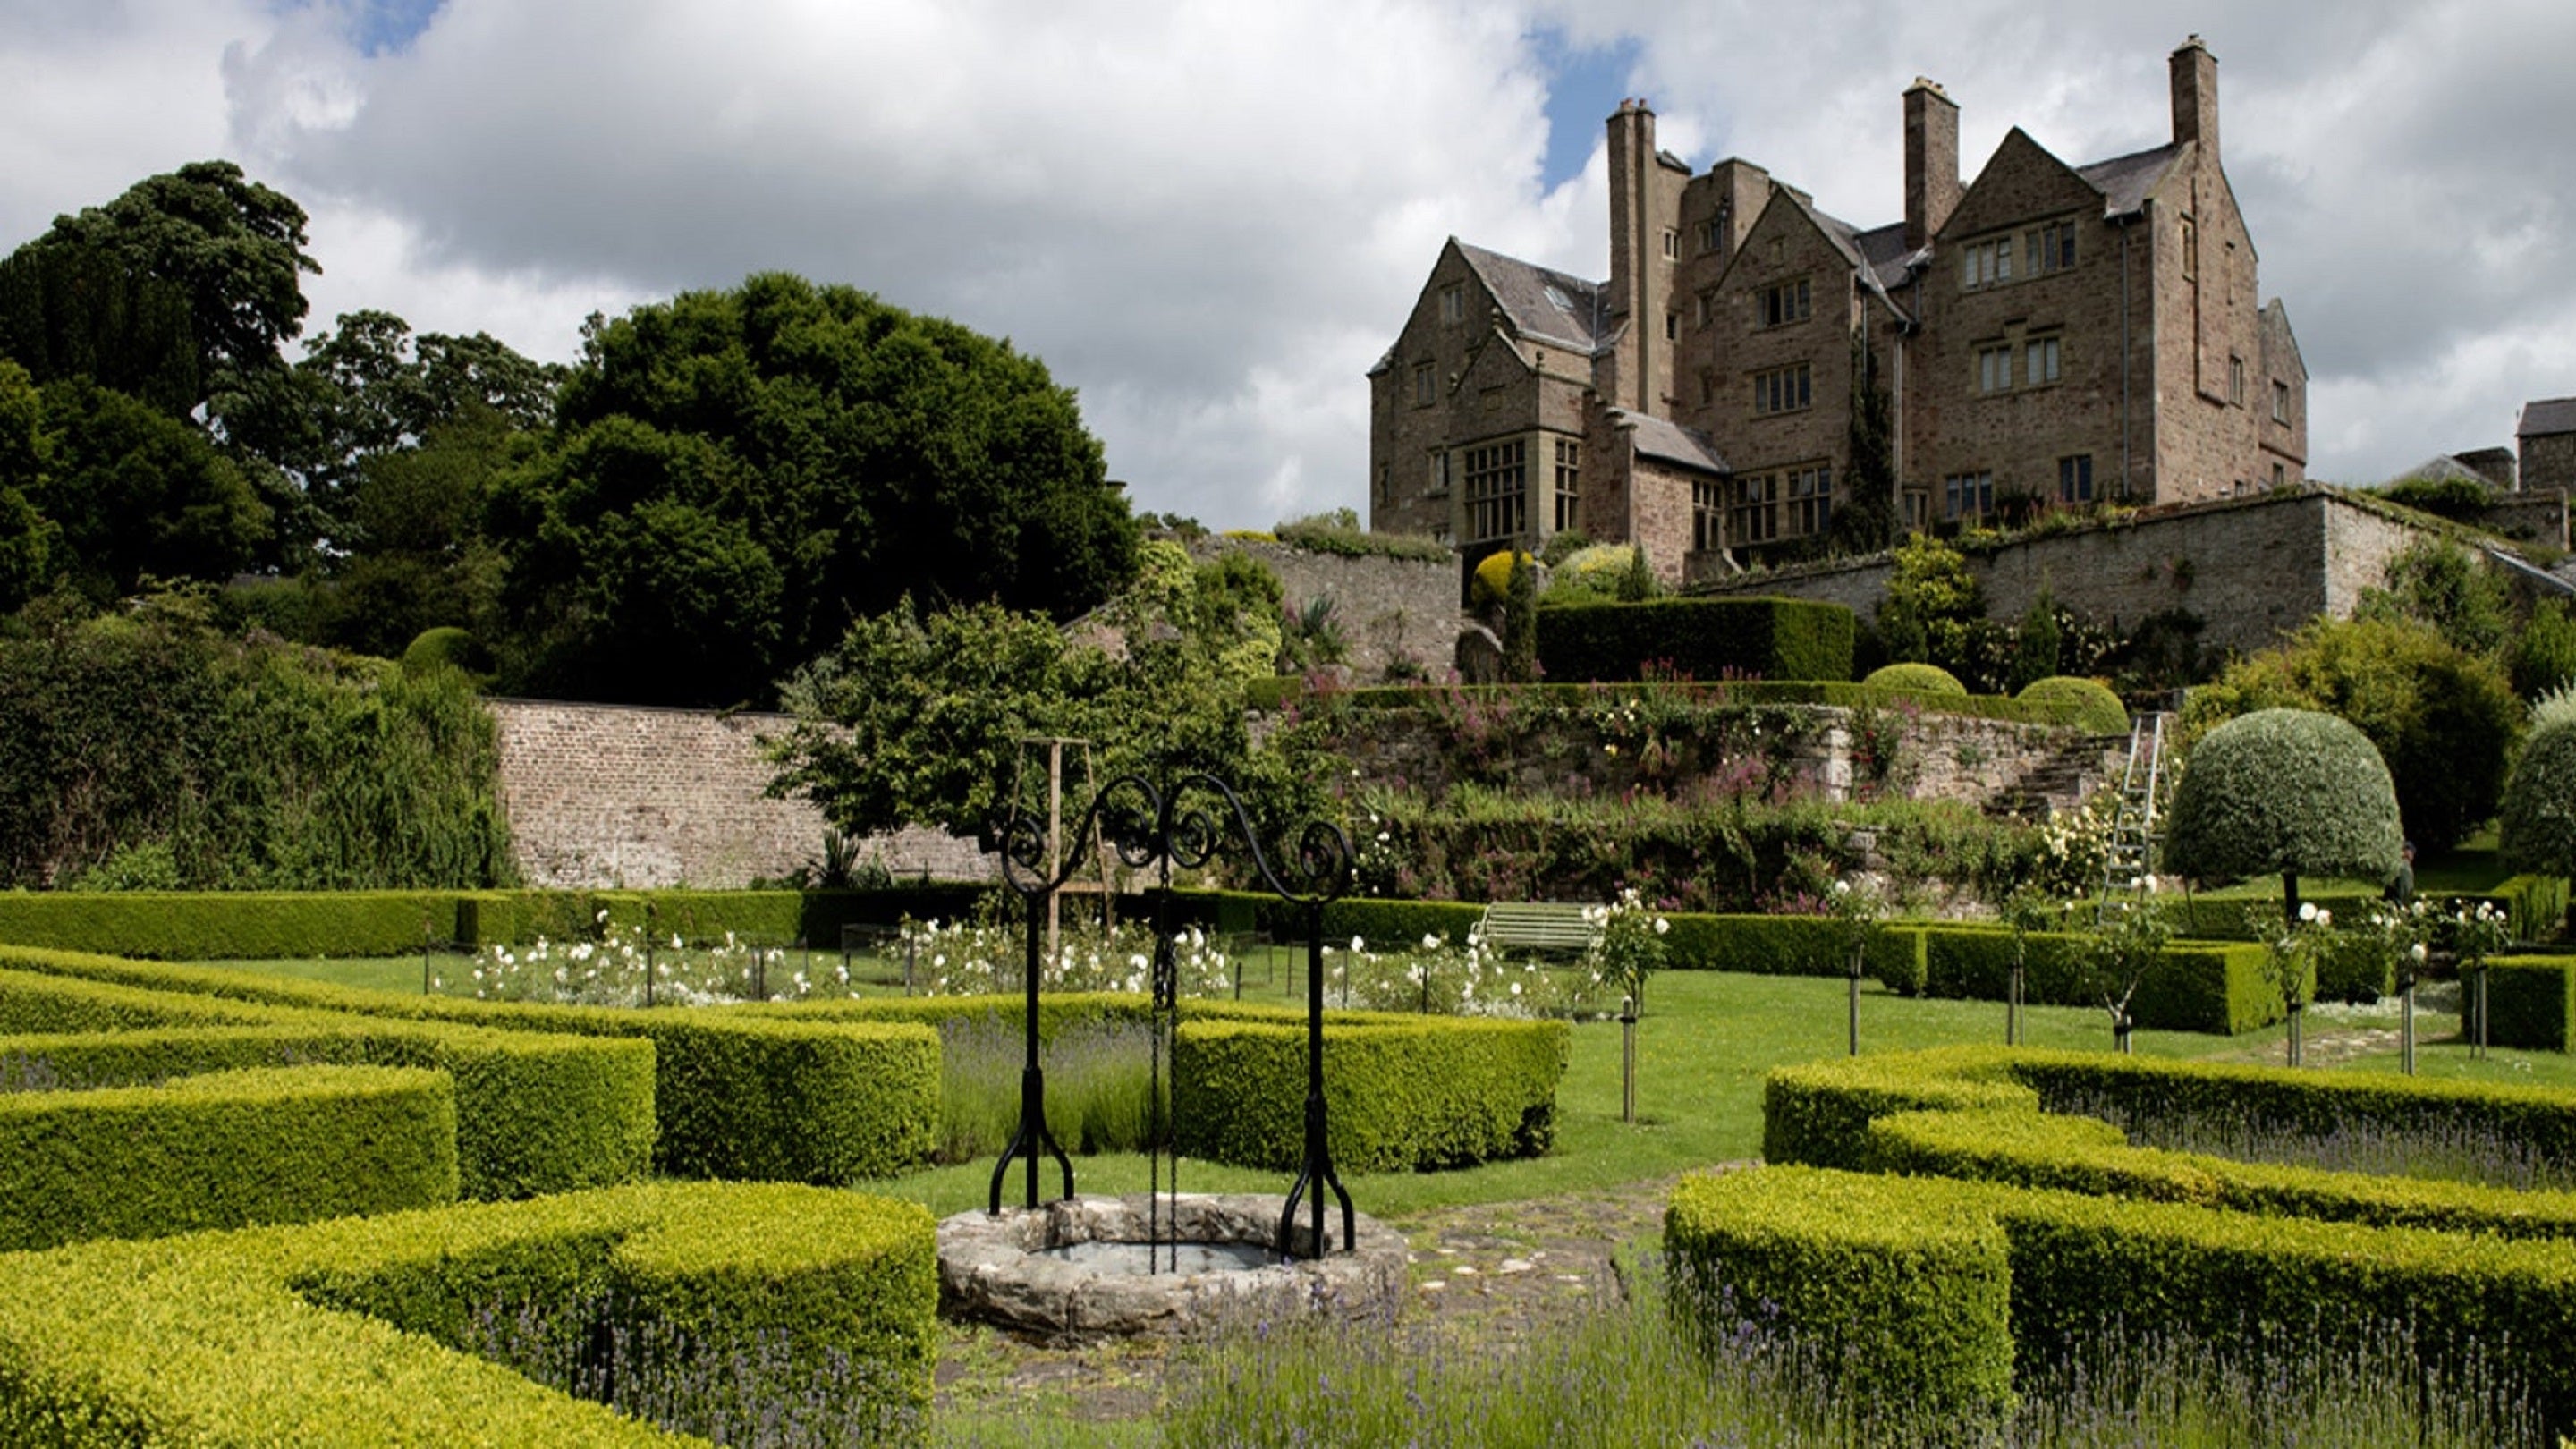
[1,0,2572,524]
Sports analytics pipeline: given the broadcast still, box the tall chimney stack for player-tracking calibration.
[2170,35,2217,159]
[1902,78,1961,250]
[1605,98,1656,412]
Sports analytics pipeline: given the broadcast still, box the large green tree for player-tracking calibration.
[22,376,267,600]
[491,272,1136,706]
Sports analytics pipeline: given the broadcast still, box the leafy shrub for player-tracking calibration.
[0,1064,456,1250]
[0,1181,937,1445]
[2489,956,2576,1050]
[2166,708,2403,889]
[1537,597,1856,683]
[2380,472,2496,522]
[1536,543,1639,606]
[2182,617,2520,853]
[2502,719,2576,881]
[1861,662,1967,696]
[399,625,487,677]
[1470,548,1534,609]
[1172,1005,1566,1173]
[0,601,515,890]
[2357,536,2512,657]
[2514,599,2576,702]
[2015,676,2129,734]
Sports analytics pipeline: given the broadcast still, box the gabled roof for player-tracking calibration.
[1453,241,1613,354]
[2074,141,2183,218]
[2520,397,2576,438]
[2392,454,2496,486]
[1770,191,1915,321]
[1608,408,1727,475]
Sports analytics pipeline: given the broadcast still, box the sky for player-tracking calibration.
[2,0,2571,530]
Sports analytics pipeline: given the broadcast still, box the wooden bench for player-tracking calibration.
[1476,902,1603,958]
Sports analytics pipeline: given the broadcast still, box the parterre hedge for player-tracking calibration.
[1686,1045,2576,1434]
[0,1064,458,1250]
[1535,597,1857,684]
[0,1181,936,1445]
[1172,1004,1567,1173]
[0,962,655,1200]
[1889,924,2277,1034]
[2488,954,2576,1050]
[0,948,933,1183]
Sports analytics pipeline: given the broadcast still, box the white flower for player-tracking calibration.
[1352,936,1366,953]
[1654,918,1670,936]
[2411,943,2429,962]
[1422,934,1443,951]
[1510,981,1522,996]
[2297,902,2318,923]
[2316,909,2332,928]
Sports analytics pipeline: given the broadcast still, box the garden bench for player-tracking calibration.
[1476,902,1602,959]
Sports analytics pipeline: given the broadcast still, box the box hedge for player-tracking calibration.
[0,1181,936,1446]
[2487,954,2576,1050]
[1535,597,1857,684]
[0,947,933,1183]
[1667,1163,2576,1438]
[1333,679,2107,729]
[1172,1004,1567,1173]
[0,963,656,1201]
[0,1064,459,1251]
[1901,925,2277,1034]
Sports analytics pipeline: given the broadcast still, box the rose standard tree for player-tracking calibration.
[2165,708,2403,1065]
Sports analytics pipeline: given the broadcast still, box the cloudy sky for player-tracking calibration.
[4,0,2571,528]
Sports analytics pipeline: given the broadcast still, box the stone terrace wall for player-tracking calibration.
[488,699,993,889]
[1191,536,1466,682]
[1695,488,2464,659]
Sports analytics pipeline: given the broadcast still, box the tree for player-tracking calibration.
[2357,537,2510,658]
[2165,708,2404,928]
[294,309,561,529]
[0,362,58,611]
[2183,616,2521,852]
[1876,532,1981,670]
[1831,326,1898,555]
[494,273,1135,705]
[2511,597,2576,702]
[28,377,267,599]
[2499,717,2576,880]
[2008,587,2062,692]
[1502,550,1539,682]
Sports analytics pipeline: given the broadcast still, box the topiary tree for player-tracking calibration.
[2017,676,2129,735]
[2499,718,2576,880]
[2165,708,2404,928]
[1863,662,1968,696]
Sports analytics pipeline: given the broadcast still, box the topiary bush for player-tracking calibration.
[2502,719,2576,883]
[399,626,487,678]
[1862,662,1968,696]
[2165,708,2403,908]
[2015,676,2129,735]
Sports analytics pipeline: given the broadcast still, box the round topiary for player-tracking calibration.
[400,627,488,678]
[2165,708,2403,896]
[1863,663,1969,697]
[2500,718,2576,879]
[2016,676,2130,735]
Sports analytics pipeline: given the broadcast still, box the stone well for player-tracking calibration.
[937,1193,1406,1343]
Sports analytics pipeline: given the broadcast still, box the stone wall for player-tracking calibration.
[1190,536,1465,682]
[1326,701,2123,818]
[1697,487,2467,658]
[488,699,993,889]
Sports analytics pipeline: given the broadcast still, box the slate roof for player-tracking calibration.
[1609,408,1727,475]
[2075,142,2183,218]
[2520,397,2576,437]
[2393,454,2494,485]
[1453,241,1614,353]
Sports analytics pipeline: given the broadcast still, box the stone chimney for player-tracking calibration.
[1605,98,1656,412]
[2170,35,2218,159]
[1902,78,1960,250]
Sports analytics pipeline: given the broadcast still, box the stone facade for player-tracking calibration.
[1696,487,2450,658]
[487,699,993,889]
[2522,398,2576,496]
[1369,37,2306,581]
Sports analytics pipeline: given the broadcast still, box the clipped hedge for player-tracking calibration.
[0,962,656,1200]
[1330,679,2095,729]
[1668,1163,2576,1437]
[0,1181,936,1445]
[2489,954,2576,1050]
[1173,1004,1566,1173]
[1535,597,1857,684]
[0,1064,459,1251]
[0,948,932,1183]
[1899,925,2277,1034]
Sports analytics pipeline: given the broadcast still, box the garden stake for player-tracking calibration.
[644,903,655,1009]
[422,915,433,996]
[1620,996,1637,1123]
[2007,960,2022,1046]
[2402,979,2416,1075]
[1847,945,1862,1057]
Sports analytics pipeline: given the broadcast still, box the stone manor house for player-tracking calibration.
[1368,37,2309,584]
